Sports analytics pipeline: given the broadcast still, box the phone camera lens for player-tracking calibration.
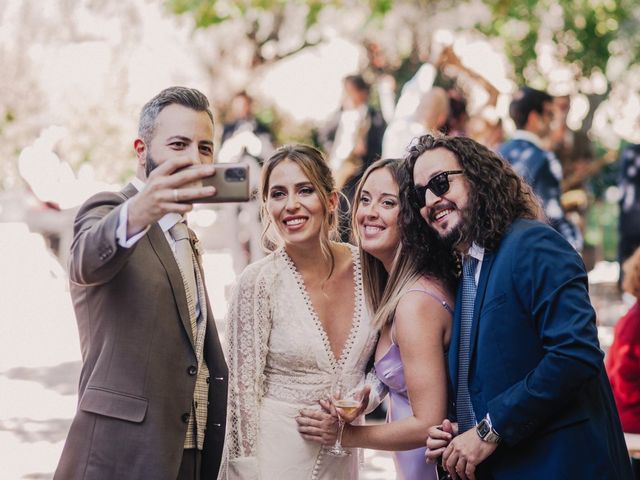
[225,167,246,182]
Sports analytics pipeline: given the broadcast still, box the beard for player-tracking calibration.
[144,152,159,178]
[439,222,465,249]
[428,203,472,251]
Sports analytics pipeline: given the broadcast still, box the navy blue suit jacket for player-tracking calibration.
[449,219,631,479]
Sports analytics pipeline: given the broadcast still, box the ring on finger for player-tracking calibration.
[173,189,178,202]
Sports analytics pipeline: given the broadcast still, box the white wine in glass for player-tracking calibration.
[334,399,360,417]
[326,373,364,457]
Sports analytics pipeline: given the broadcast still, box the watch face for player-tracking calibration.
[477,420,490,437]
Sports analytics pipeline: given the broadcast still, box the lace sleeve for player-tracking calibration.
[218,261,273,480]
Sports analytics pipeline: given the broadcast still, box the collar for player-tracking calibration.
[130,176,183,233]
[467,242,485,263]
[510,130,543,148]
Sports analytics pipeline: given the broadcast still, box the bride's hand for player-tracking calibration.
[296,407,339,445]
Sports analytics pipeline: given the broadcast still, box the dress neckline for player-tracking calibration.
[279,244,363,373]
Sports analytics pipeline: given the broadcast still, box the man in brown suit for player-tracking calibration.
[55,87,228,480]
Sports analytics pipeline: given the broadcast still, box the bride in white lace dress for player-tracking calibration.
[218,145,378,480]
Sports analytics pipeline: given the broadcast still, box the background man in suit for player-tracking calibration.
[404,134,631,479]
[498,86,582,251]
[55,87,228,480]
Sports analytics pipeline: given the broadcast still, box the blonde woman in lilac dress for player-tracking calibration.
[297,158,457,479]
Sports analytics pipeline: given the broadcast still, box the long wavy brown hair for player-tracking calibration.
[352,158,458,327]
[404,133,542,252]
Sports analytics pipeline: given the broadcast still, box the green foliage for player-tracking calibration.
[480,0,640,86]
[369,0,393,18]
[169,0,232,26]
[559,0,637,77]
[167,0,394,29]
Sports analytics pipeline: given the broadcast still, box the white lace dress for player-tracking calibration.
[218,244,377,480]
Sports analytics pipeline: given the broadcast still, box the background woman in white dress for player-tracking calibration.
[218,144,378,480]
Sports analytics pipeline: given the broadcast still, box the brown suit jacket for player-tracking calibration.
[55,184,228,480]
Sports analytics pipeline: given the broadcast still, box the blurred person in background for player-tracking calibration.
[319,74,386,241]
[319,74,386,195]
[466,111,503,151]
[219,91,274,166]
[607,248,640,433]
[218,145,378,479]
[364,40,397,124]
[618,143,640,287]
[297,158,457,479]
[218,91,275,270]
[498,86,583,251]
[549,94,595,192]
[55,87,228,480]
[443,89,469,137]
[382,86,450,159]
[607,246,640,478]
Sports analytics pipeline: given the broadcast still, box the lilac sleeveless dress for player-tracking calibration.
[374,289,453,480]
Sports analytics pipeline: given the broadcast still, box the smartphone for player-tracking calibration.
[436,458,452,480]
[187,163,250,203]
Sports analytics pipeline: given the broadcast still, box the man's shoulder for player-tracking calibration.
[78,187,129,212]
[497,219,580,267]
[499,219,560,248]
[73,186,135,226]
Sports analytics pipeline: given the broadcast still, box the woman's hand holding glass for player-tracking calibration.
[295,374,370,453]
[325,373,367,456]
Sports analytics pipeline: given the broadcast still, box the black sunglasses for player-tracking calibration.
[414,170,463,208]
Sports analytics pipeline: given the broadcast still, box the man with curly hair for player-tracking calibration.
[403,133,631,479]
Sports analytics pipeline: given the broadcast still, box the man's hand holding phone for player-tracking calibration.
[127,157,216,237]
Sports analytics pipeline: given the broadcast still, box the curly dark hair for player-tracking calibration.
[396,160,459,290]
[403,133,542,252]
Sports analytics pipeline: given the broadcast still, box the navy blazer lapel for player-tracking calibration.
[147,223,196,349]
[448,283,464,398]
[468,251,496,362]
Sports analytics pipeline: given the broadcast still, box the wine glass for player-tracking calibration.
[326,372,364,457]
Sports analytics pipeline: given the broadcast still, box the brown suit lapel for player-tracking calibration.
[123,181,196,349]
[147,222,196,349]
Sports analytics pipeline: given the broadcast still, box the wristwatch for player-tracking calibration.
[476,414,501,443]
